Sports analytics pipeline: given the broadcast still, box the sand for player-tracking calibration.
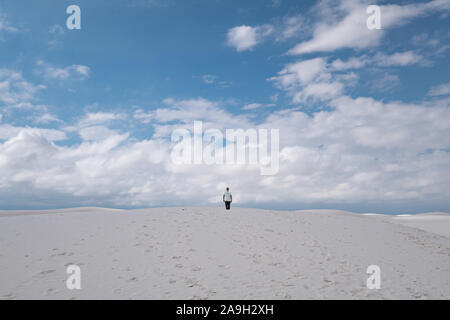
[0,207,449,299]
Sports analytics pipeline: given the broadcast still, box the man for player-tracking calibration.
[223,187,232,210]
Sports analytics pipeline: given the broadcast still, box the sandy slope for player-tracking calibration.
[0,207,449,299]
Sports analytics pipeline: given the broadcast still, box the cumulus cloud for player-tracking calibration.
[63,112,128,143]
[0,125,67,141]
[288,0,450,55]
[275,14,310,41]
[35,60,91,81]
[270,50,426,103]
[0,69,46,110]
[269,57,348,102]
[226,24,273,51]
[428,82,450,96]
[0,95,449,210]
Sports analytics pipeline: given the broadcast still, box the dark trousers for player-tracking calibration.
[224,201,231,210]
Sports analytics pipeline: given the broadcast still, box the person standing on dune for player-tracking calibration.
[223,187,232,210]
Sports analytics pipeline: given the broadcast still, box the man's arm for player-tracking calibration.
[222,194,225,202]
[230,194,232,202]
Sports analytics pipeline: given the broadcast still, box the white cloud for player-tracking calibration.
[269,57,349,102]
[411,33,441,47]
[428,82,450,96]
[242,103,263,110]
[374,51,424,66]
[226,24,273,52]
[133,109,153,124]
[241,103,276,111]
[276,14,308,41]
[0,69,46,110]
[49,24,65,36]
[293,81,345,103]
[288,0,450,55]
[1,95,450,209]
[35,60,91,81]
[201,74,216,84]
[157,97,250,127]
[271,50,426,103]
[269,58,328,89]
[0,125,67,142]
[370,73,400,92]
[61,112,128,144]
[227,14,311,50]
[330,56,368,70]
[0,12,18,34]
[330,51,424,71]
[79,112,126,127]
[48,24,66,48]
[34,113,62,124]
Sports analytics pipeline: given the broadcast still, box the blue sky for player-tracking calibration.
[0,0,450,212]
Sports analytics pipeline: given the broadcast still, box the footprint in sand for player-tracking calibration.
[51,252,67,257]
[185,278,200,288]
[46,288,57,295]
[38,270,56,277]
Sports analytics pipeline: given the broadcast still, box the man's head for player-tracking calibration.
[226,187,229,191]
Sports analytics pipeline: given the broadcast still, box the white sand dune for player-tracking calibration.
[388,212,450,238]
[0,207,449,300]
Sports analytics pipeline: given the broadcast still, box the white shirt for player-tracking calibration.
[223,191,232,201]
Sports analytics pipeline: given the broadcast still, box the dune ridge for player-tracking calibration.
[0,207,449,299]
